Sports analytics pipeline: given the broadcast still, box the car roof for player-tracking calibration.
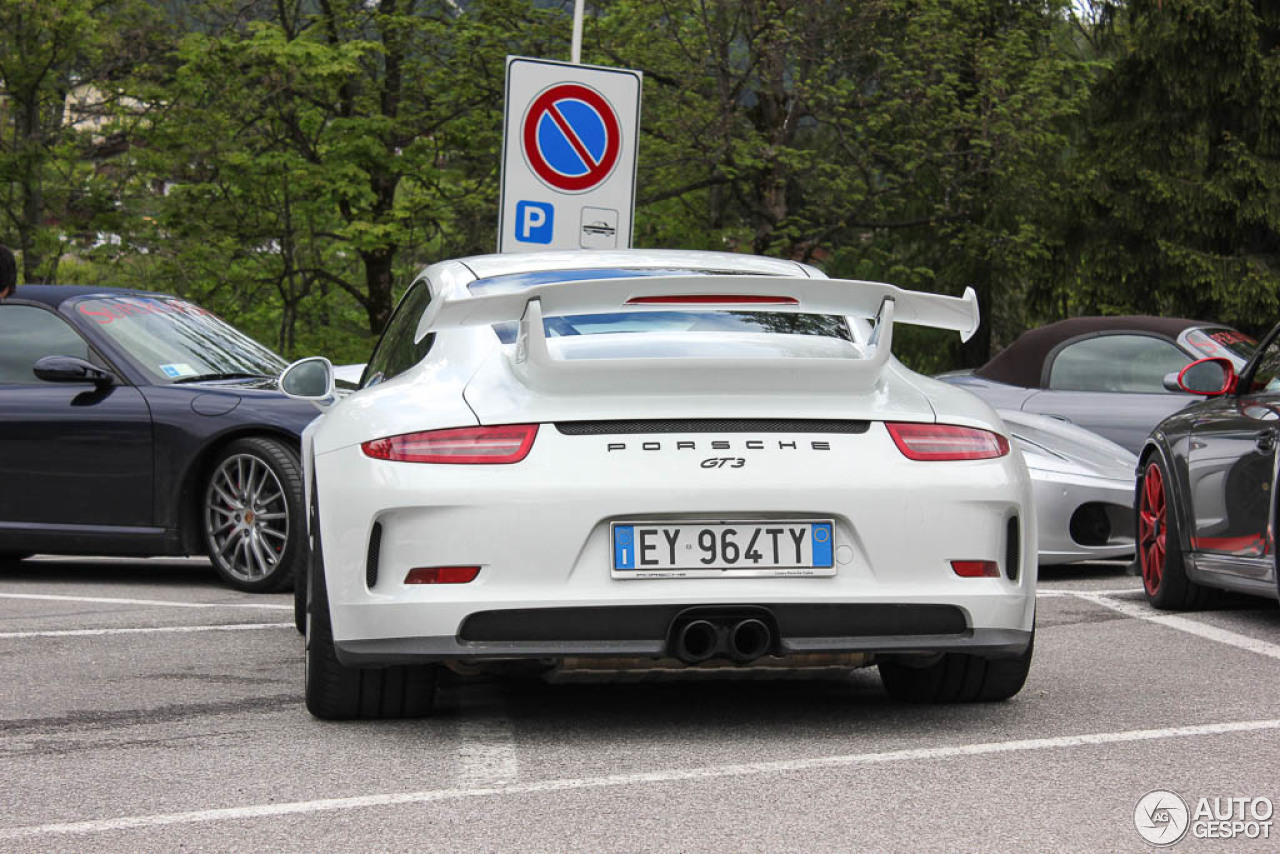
[974,315,1214,388]
[7,284,176,308]
[454,249,818,281]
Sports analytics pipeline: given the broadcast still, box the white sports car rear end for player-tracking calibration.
[284,250,1037,719]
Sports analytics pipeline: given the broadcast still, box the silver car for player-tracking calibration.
[942,316,1257,454]
[1001,409,1137,564]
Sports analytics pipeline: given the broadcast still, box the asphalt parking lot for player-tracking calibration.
[2,557,1278,852]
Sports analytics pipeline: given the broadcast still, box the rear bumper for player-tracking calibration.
[315,423,1038,662]
[335,603,1032,665]
[337,621,1032,667]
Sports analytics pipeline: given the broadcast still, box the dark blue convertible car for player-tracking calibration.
[0,286,319,592]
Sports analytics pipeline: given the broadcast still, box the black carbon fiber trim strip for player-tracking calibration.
[555,419,870,436]
[365,522,382,589]
[458,603,965,642]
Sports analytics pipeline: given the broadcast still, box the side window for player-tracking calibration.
[1048,335,1190,393]
[363,279,434,386]
[0,305,91,384]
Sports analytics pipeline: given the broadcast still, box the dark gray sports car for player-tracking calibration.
[0,286,318,592]
[941,316,1257,453]
[1136,326,1280,609]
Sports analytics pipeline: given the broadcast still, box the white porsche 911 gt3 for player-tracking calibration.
[281,250,1037,719]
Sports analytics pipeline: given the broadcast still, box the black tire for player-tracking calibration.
[879,629,1034,703]
[0,552,33,563]
[1137,456,1215,610]
[201,436,304,593]
[305,493,437,720]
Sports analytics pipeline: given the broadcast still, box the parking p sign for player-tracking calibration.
[498,56,641,253]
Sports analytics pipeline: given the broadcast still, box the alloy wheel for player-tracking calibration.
[205,453,290,585]
[1139,462,1166,596]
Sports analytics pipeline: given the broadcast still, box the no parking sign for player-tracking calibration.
[499,57,642,253]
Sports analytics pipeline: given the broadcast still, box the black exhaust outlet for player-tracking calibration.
[728,618,772,662]
[673,619,719,664]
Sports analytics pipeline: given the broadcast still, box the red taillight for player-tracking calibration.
[951,560,1000,578]
[624,294,799,306]
[362,424,538,464]
[405,566,481,584]
[886,423,1009,461]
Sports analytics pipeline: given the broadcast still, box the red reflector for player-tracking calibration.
[886,423,1010,461]
[405,566,481,584]
[951,560,1000,578]
[624,294,800,306]
[362,424,538,464]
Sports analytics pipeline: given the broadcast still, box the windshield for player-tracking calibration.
[73,296,286,384]
[1181,327,1258,368]
[473,268,852,344]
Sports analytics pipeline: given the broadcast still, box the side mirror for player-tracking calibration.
[279,356,336,410]
[1176,357,1235,396]
[33,355,116,386]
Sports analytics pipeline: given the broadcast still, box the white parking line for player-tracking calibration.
[457,717,520,786]
[0,593,290,611]
[2,717,1277,840]
[1036,588,1139,598]
[0,623,294,639]
[1071,592,1280,661]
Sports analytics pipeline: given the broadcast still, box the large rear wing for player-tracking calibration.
[417,274,978,341]
[414,274,979,395]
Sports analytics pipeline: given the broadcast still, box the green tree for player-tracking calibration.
[0,0,164,282]
[1070,0,1280,333]
[595,0,1093,367]
[116,0,565,358]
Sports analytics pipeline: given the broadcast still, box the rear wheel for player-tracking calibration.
[879,629,1034,703]
[1138,457,1214,610]
[202,437,303,593]
[305,494,437,720]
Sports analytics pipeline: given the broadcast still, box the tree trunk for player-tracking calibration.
[16,94,46,283]
[361,247,396,336]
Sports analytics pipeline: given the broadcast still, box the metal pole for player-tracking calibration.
[571,0,584,64]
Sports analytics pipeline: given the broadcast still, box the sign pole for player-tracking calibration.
[571,0,584,64]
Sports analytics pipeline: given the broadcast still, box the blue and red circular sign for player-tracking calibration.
[522,83,621,193]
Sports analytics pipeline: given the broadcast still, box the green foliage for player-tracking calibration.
[0,0,165,282]
[596,0,1094,368]
[1069,0,1280,337]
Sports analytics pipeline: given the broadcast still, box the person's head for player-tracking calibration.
[0,244,15,300]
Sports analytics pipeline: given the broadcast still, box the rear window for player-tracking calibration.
[473,268,852,344]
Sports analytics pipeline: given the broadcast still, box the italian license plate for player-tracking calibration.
[611,520,836,579]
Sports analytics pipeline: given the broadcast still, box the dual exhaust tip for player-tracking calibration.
[672,618,773,664]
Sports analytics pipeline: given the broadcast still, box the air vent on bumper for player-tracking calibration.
[366,522,383,589]
[1005,516,1020,581]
